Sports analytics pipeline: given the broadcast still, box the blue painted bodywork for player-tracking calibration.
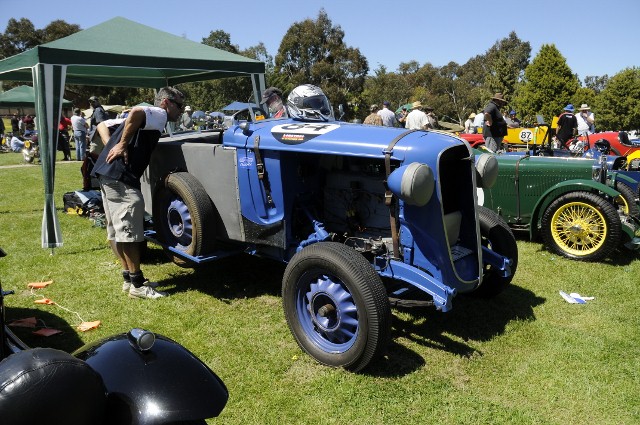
[147,118,514,312]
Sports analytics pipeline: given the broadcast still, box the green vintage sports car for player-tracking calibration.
[475,150,640,261]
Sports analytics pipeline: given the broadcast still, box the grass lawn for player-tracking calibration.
[0,159,638,424]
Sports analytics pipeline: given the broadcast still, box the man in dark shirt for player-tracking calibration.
[89,96,109,128]
[556,104,578,147]
[91,87,185,299]
[483,93,508,152]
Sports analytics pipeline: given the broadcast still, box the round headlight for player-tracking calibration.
[475,153,498,188]
[387,162,434,206]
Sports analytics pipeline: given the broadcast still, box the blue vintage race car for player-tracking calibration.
[141,98,516,372]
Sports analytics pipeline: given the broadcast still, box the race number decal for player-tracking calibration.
[518,129,533,143]
[271,123,340,145]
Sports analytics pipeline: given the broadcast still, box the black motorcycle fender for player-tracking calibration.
[73,332,228,424]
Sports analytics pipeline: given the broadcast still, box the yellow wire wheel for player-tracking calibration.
[541,191,622,261]
[611,181,640,219]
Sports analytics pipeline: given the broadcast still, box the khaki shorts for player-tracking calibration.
[98,176,145,243]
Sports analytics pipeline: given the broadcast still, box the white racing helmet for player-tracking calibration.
[286,84,333,121]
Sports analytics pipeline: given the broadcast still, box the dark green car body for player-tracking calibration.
[477,152,640,260]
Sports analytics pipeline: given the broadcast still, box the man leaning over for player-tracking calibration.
[91,87,185,299]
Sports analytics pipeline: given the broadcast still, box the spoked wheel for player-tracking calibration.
[152,172,217,267]
[611,181,640,219]
[472,206,518,297]
[282,242,391,372]
[541,191,621,261]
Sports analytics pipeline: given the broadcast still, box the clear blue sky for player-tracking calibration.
[2,0,638,81]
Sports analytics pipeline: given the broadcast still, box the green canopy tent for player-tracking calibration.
[0,85,73,114]
[0,17,265,251]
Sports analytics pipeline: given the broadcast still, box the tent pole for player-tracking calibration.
[32,63,66,250]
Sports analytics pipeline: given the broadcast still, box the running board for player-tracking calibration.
[144,230,241,264]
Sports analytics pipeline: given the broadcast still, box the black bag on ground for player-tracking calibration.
[63,190,103,216]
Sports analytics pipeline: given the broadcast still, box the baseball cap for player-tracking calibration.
[383,101,390,107]
[261,87,283,104]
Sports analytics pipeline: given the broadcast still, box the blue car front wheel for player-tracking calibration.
[282,242,391,372]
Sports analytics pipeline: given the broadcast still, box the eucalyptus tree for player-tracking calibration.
[483,31,531,99]
[275,9,368,119]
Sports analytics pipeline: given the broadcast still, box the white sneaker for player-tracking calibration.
[122,280,159,293]
[128,285,167,299]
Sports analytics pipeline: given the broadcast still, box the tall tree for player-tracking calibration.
[594,67,640,131]
[275,9,368,119]
[484,32,531,99]
[176,30,266,112]
[39,20,81,44]
[0,18,80,59]
[513,44,579,123]
[0,18,41,59]
[361,65,412,120]
[458,55,492,115]
[583,75,609,94]
[202,30,239,54]
[435,61,481,124]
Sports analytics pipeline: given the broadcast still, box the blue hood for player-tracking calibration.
[224,119,467,163]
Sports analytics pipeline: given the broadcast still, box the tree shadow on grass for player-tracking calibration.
[4,307,86,353]
[374,283,546,375]
[142,246,546,377]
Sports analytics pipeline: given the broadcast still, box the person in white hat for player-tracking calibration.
[405,101,429,130]
[576,104,595,136]
[179,105,194,130]
[464,112,477,133]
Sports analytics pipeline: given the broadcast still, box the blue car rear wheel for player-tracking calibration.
[152,172,217,267]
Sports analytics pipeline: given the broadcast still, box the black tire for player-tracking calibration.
[282,242,391,372]
[152,172,217,267]
[472,206,518,297]
[611,180,640,219]
[541,191,621,261]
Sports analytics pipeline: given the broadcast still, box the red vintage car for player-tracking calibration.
[578,131,640,157]
[459,133,485,148]
[460,130,640,157]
